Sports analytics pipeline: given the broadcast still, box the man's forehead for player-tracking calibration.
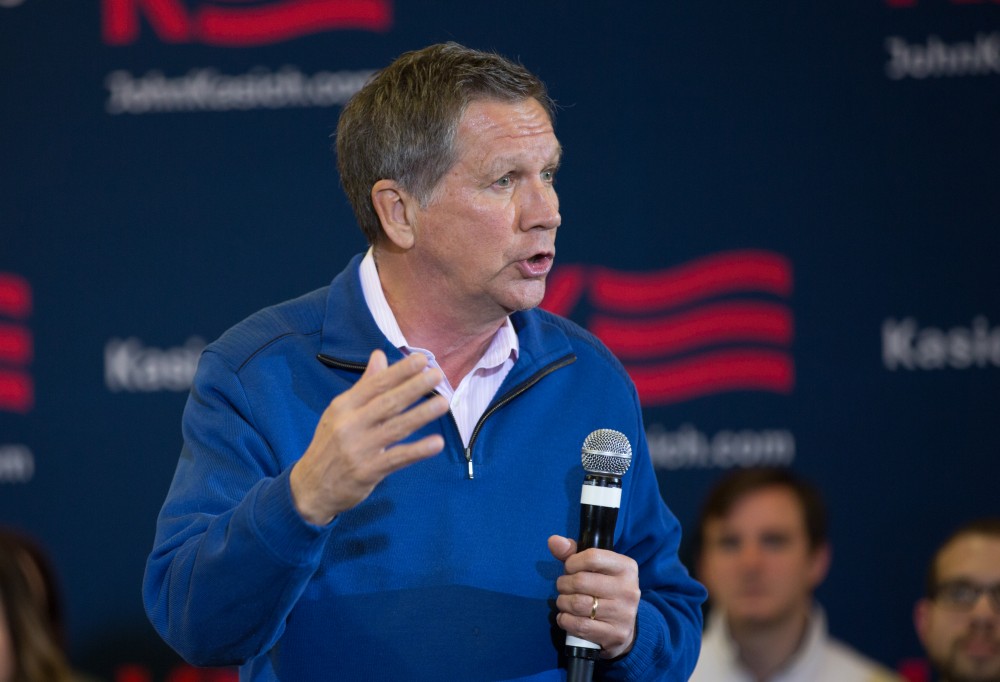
[706,488,807,532]
[705,516,803,535]
[936,534,1000,579]
[457,99,555,143]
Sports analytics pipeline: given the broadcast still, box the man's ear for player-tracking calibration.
[371,179,416,250]
[807,542,832,589]
[913,599,932,647]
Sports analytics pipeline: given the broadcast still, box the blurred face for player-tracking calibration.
[915,534,1000,682]
[698,486,829,630]
[406,98,561,326]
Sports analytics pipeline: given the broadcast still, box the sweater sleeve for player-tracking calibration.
[141,348,332,666]
[600,401,707,681]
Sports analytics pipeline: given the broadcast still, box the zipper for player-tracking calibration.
[446,413,473,479]
[317,354,367,372]
[318,351,577,479]
[463,353,576,479]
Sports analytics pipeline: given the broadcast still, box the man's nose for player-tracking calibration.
[519,181,560,231]
[969,591,1000,621]
[737,543,765,570]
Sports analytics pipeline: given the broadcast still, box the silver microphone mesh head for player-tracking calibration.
[581,429,633,476]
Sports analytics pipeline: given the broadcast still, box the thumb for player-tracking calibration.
[548,535,577,561]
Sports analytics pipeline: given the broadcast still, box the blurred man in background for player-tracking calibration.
[688,467,899,682]
[914,518,1000,682]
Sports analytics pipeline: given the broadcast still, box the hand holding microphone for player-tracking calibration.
[549,429,641,681]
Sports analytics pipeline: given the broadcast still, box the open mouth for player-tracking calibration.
[519,252,554,277]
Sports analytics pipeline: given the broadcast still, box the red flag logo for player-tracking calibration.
[542,250,794,406]
[0,273,33,414]
[102,0,393,46]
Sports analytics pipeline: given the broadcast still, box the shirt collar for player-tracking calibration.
[709,604,829,680]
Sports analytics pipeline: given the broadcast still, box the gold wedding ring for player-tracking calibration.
[590,596,599,620]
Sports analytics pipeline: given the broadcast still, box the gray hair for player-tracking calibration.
[335,42,555,244]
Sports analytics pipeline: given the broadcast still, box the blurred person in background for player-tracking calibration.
[0,528,102,682]
[688,467,900,682]
[914,518,1000,682]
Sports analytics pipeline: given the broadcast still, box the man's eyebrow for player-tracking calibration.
[485,150,563,173]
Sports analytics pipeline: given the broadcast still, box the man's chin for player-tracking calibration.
[725,604,786,630]
[933,650,1000,682]
[500,286,547,313]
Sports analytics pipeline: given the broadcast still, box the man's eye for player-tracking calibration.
[761,533,791,550]
[715,536,740,552]
[541,170,555,183]
[495,175,513,188]
[942,582,978,604]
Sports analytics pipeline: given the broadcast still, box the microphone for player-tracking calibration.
[565,429,633,682]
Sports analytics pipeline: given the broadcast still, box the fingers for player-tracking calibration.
[555,548,640,603]
[322,351,445,449]
[557,590,627,626]
[328,349,450,465]
[377,430,446,477]
[354,353,444,437]
[554,588,638,658]
[371,388,449,446]
[346,350,439,413]
[562,546,633,577]
[552,547,640,659]
[556,604,635,660]
[365,348,388,374]
[291,350,449,525]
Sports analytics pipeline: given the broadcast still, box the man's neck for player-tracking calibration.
[400,316,501,389]
[727,607,811,682]
[374,247,508,387]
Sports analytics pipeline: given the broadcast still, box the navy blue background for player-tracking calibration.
[2,1,998,678]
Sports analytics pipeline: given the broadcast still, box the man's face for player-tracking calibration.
[698,486,829,630]
[405,98,561,326]
[915,534,1000,682]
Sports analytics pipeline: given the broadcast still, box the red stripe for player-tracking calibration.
[540,265,587,317]
[590,250,792,313]
[0,274,31,319]
[591,302,792,360]
[0,324,32,365]
[0,370,33,414]
[627,350,794,406]
[102,0,192,45]
[197,0,393,45]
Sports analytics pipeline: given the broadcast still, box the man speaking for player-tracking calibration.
[142,42,705,681]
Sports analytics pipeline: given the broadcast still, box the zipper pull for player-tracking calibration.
[465,446,474,480]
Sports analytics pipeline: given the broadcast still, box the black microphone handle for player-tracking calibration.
[567,657,595,682]
[578,501,619,552]
[566,475,622,681]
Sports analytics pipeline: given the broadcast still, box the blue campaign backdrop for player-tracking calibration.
[2,1,999,679]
